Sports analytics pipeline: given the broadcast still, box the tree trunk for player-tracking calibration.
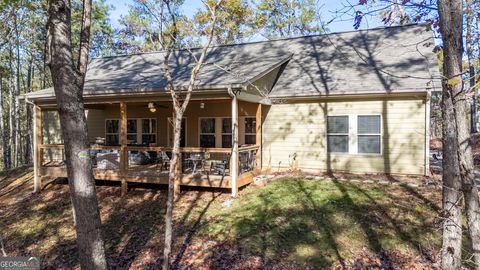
[0,73,8,170]
[458,0,480,265]
[162,111,183,270]
[0,74,4,171]
[8,47,14,170]
[14,14,20,167]
[160,2,220,269]
[47,0,107,269]
[466,0,477,133]
[438,0,464,268]
[25,57,33,164]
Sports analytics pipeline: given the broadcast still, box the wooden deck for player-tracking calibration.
[39,165,255,189]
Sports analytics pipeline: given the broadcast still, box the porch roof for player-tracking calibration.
[23,51,292,101]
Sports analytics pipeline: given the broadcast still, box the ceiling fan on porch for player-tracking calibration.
[147,102,168,113]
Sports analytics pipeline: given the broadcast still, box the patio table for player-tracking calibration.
[186,155,204,174]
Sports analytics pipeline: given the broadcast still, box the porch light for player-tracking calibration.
[200,102,205,109]
[148,102,156,113]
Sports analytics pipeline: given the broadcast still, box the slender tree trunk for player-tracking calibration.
[162,112,183,270]
[0,74,4,171]
[0,74,8,171]
[8,47,14,169]
[43,37,47,89]
[466,0,477,133]
[25,57,33,164]
[47,0,107,269]
[14,14,20,167]
[438,0,464,268]
[458,0,480,265]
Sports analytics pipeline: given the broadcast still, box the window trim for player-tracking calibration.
[221,117,232,148]
[326,114,382,156]
[356,114,382,155]
[105,118,158,146]
[198,117,217,148]
[326,115,350,154]
[167,117,187,147]
[243,117,256,145]
[140,118,157,145]
[105,118,120,145]
[127,118,138,144]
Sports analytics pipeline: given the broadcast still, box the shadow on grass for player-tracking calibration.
[201,177,439,269]
[1,172,227,269]
[2,171,441,269]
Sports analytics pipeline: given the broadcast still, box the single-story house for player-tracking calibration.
[23,23,440,196]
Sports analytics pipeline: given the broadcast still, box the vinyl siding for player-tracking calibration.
[262,97,427,175]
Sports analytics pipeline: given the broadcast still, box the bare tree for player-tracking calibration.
[437,0,480,268]
[159,1,222,269]
[47,0,107,268]
[466,0,477,133]
[0,72,4,170]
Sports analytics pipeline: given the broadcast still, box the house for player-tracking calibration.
[23,24,439,196]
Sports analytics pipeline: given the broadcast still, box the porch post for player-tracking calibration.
[120,102,128,196]
[231,94,239,197]
[255,104,262,172]
[33,105,42,193]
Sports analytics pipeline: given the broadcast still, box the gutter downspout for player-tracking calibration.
[25,97,39,193]
[425,91,431,176]
[228,86,239,197]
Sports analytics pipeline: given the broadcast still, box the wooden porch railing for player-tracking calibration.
[38,144,260,174]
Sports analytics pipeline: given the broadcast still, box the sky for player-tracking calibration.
[104,0,385,38]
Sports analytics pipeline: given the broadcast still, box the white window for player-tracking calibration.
[105,119,119,145]
[127,119,137,144]
[357,115,381,154]
[327,116,349,153]
[244,117,256,145]
[221,118,232,148]
[141,118,157,145]
[199,118,216,148]
[105,118,157,146]
[326,115,381,155]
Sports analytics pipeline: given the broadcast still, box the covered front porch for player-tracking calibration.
[34,97,263,196]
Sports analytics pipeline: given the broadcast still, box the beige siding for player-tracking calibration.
[246,66,281,95]
[42,109,108,144]
[42,110,62,144]
[262,97,427,175]
[86,109,106,142]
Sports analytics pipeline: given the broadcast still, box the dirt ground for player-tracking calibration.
[0,167,448,269]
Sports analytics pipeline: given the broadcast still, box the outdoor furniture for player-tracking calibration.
[240,150,256,173]
[96,151,120,170]
[211,153,230,176]
[157,151,171,172]
[186,153,205,174]
[128,151,152,165]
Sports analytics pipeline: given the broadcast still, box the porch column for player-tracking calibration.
[231,94,239,197]
[255,104,262,172]
[120,102,128,196]
[33,105,42,193]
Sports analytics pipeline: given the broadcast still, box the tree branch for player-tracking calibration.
[77,0,93,81]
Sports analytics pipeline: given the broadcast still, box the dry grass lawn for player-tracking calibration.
[0,167,446,269]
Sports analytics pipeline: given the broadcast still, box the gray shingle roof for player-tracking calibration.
[266,23,439,97]
[25,24,439,100]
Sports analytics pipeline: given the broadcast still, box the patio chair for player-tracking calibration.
[210,153,230,177]
[157,151,171,172]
